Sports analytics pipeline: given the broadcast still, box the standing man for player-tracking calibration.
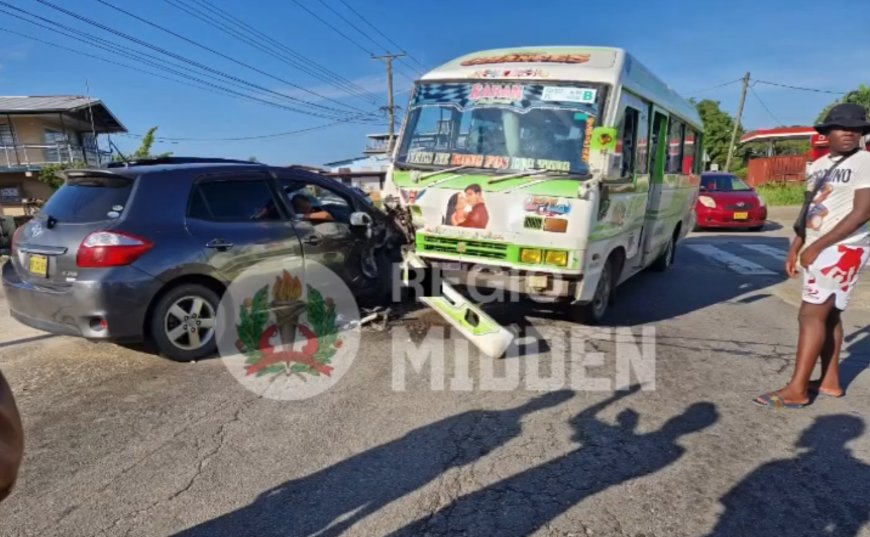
[755,103,870,408]
[1,368,23,502]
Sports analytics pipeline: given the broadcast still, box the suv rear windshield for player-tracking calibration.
[38,175,135,223]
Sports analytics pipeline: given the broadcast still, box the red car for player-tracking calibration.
[694,172,767,231]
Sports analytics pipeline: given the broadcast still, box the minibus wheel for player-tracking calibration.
[569,257,614,325]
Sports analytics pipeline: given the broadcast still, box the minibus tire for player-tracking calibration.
[651,234,677,272]
[569,257,614,325]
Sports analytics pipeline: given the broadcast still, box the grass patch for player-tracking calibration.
[756,182,805,206]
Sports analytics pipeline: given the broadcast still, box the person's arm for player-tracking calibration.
[0,369,23,502]
[786,234,804,277]
[801,188,870,267]
[306,209,334,221]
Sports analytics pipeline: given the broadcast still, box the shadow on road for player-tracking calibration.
[173,387,719,537]
[476,235,791,330]
[705,414,869,537]
[0,333,55,349]
[387,386,717,535]
[693,219,784,233]
[842,325,870,391]
[171,390,574,537]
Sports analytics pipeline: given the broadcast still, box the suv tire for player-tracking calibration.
[150,283,220,362]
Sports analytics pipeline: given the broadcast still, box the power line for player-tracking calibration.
[290,0,374,56]
[685,78,742,96]
[0,8,379,123]
[335,0,425,69]
[753,79,848,95]
[0,4,294,103]
[0,26,232,97]
[315,0,386,55]
[121,121,382,142]
[749,84,784,126]
[172,0,383,106]
[31,0,375,122]
[92,0,374,117]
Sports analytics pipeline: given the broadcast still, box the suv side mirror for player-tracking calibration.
[350,211,373,239]
[350,211,373,228]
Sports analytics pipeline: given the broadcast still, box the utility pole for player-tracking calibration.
[725,72,750,172]
[373,53,405,153]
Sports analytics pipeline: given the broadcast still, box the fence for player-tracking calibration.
[1,143,111,169]
[746,156,808,187]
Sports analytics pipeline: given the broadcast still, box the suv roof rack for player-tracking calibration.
[106,156,265,168]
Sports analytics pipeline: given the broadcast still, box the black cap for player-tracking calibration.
[815,102,870,134]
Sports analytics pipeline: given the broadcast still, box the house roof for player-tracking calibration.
[0,95,127,133]
[740,127,815,144]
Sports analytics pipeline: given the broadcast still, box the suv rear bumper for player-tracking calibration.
[2,260,160,341]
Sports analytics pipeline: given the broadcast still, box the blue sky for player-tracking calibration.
[0,0,866,166]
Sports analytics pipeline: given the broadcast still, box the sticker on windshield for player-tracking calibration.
[112,205,124,212]
[542,87,597,104]
[107,211,120,219]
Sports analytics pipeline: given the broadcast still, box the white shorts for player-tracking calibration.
[802,243,870,310]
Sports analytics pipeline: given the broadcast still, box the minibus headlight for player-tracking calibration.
[520,248,542,264]
[545,250,569,266]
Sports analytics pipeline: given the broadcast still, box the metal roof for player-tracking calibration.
[740,126,815,144]
[0,95,127,133]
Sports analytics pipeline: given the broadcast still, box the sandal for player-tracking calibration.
[753,392,808,409]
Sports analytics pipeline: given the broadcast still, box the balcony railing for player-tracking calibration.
[0,143,112,169]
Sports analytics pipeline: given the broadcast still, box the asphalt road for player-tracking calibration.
[1,212,869,537]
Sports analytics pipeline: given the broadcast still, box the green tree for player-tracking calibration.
[39,126,172,191]
[248,156,259,162]
[38,161,86,191]
[693,98,744,170]
[816,84,870,123]
[114,126,172,162]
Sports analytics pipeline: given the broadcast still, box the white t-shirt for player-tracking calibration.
[804,150,870,247]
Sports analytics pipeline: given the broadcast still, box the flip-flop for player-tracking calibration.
[752,392,808,409]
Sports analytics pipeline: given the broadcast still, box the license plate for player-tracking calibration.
[29,254,48,277]
[527,275,548,288]
[438,262,462,273]
[733,212,749,220]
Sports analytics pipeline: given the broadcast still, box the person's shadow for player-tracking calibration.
[388,387,718,536]
[706,414,869,537]
[172,390,574,537]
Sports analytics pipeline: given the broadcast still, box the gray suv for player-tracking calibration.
[2,157,403,361]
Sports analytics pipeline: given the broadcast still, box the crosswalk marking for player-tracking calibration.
[685,244,778,275]
[742,244,789,258]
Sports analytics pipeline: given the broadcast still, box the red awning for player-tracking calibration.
[739,127,815,144]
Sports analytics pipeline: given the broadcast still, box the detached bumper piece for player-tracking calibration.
[401,251,513,359]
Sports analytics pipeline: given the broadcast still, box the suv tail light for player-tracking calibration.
[76,231,154,268]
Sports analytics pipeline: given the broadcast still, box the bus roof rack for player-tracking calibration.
[106,156,265,168]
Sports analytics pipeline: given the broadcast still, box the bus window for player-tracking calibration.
[683,128,696,174]
[618,107,639,179]
[636,105,650,175]
[667,119,685,174]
